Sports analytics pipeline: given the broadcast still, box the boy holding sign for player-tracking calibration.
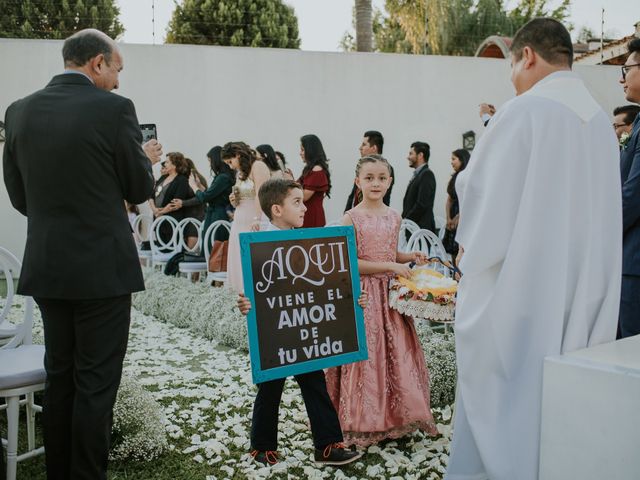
[237,179,365,466]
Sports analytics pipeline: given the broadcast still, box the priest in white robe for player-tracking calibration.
[445,18,621,480]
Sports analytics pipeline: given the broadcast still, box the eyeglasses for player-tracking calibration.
[613,123,628,129]
[622,63,640,80]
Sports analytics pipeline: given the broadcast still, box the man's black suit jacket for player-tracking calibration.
[401,165,436,233]
[621,116,640,276]
[3,73,154,299]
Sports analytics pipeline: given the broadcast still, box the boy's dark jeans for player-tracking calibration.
[251,370,343,451]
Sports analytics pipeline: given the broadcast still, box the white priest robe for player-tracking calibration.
[445,71,622,480]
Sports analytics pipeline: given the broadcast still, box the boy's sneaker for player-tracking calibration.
[314,442,363,465]
[250,449,279,466]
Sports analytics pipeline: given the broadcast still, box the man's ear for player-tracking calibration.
[89,54,105,74]
[522,46,536,70]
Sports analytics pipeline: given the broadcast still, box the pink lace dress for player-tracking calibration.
[325,207,438,447]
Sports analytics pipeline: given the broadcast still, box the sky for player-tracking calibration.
[118,0,640,49]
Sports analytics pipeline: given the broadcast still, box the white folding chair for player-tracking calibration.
[177,218,206,280]
[398,218,420,252]
[325,219,342,227]
[0,247,45,480]
[132,214,153,267]
[204,220,232,285]
[150,215,180,270]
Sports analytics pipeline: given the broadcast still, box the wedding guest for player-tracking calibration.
[442,149,470,257]
[168,146,233,248]
[401,141,437,234]
[275,150,294,179]
[3,28,162,479]
[345,130,393,211]
[613,104,640,142]
[237,178,363,467]
[223,142,272,292]
[618,39,640,338]
[446,19,620,480]
[159,160,168,177]
[255,144,280,174]
[185,156,209,191]
[298,134,331,227]
[180,157,207,248]
[326,155,438,447]
[149,152,194,245]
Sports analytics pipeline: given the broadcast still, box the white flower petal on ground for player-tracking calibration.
[1,279,457,479]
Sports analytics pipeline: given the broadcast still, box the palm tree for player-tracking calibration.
[355,0,373,52]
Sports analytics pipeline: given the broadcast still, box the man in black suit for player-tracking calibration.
[618,38,640,338]
[401,141,437,234]
[3,29,162,479]
[344,130,394,211]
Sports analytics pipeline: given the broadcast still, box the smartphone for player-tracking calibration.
[140,124,157,144]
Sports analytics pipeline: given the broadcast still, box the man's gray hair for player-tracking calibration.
[62,29,115,67]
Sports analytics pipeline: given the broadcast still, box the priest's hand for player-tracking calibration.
[237,293,252,315]
[479,103,496,117]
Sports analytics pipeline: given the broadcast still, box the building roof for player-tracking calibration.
[573,34,635,65]
[475,36,512,59]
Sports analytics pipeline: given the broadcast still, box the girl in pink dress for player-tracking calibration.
[325,154,438,447]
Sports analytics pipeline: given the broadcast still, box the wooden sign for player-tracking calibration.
[240,226,367,383]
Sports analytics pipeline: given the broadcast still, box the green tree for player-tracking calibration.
[165,0,300,48]
[340,7,412,54]
[575,26,596,43]
[384,0,571,56]
[0,0,123,39]
[373,10,413,53]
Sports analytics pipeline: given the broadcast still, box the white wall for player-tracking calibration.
[0,39,627,260]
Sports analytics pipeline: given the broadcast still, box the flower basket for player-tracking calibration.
[389,258,457,323]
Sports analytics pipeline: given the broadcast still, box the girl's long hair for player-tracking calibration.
[221,142,254,180]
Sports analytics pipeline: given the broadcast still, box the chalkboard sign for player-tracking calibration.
[240,226,368,383]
